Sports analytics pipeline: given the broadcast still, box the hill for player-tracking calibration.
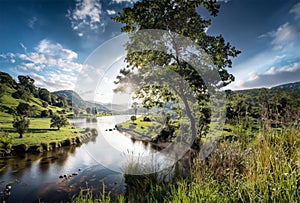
[234,81,300,97]
[52,90,110,113]
[0,71,71,118]
[271,81,300,93]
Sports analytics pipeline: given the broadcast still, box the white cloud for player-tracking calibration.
[107,9,116,15]
[260,23,297,50]
[111,0,137,3]
[1,39,89,91]
[29,72,77,91]
[230,62,300,90]
[290,3,300,20]
[0,53,15,61]
[66,0,104,36]
[19,43,27,53]
[271,23,297,47]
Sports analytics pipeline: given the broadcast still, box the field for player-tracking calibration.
[0,113,81,147]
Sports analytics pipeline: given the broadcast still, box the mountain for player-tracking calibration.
[52,90,85,109]
[52,90,110,112]
[271,81,300,93]
[233,81,300,97]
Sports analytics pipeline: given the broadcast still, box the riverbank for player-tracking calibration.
[1,127,98,156]
[0,117,99,156]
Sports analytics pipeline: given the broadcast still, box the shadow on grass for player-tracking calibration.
[0,128,58,134]
[27,128,58,133]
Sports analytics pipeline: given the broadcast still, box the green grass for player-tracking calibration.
[117,116,161,138]
[71,126,300,203]
[0,84,70,117]
[0,117,80,146]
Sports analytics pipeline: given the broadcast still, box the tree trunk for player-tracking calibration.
[19,133,23,138]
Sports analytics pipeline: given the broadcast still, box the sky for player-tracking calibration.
[0,0,300,103]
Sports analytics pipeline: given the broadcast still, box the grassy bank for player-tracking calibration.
[117,116,160,139]
[0,114,96,154]
[1,117,79,145]
[72,126,300,202]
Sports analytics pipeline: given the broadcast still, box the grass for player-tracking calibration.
[70,125,300,203]
[0,116,80,146]
[0,84,69,117]
[117,116,161,138]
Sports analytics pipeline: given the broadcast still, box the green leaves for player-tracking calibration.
[13,116,30,138]
[112,0,240,142]
[50,115,69,130]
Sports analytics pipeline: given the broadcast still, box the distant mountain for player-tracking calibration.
[233,81,300,97]
[52,90,110,112]
[52,90,85,108]
[271,81,300,93]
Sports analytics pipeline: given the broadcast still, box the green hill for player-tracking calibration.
[0,71,71,119]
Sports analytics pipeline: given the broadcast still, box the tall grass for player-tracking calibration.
[71,126,299,203]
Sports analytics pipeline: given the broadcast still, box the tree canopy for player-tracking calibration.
[50,115,69,130]
[13,116,30,138]
[113,0,240,147]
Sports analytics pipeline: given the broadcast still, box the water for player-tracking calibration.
[0,115,158,202]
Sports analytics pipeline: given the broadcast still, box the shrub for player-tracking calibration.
[130,115,137,123]
[143,117,151,122]
[40,110,49,117]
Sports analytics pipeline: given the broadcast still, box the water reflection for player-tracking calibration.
[0,115,157,202]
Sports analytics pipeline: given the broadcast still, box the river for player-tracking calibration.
[0,115,160,202]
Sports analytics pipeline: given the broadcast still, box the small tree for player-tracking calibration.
[130,115,137,123]
[86,107,91,114]
[91,107,98,116]
[13,116,30,138]
[50,115,69,130]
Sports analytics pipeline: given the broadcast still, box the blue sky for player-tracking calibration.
[0,0,300,102]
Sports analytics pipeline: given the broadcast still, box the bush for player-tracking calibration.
[42,101,48,108]
[143,117,151,122]
[130,115,137,123]
[41,110,49,117]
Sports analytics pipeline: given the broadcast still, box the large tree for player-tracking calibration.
[113,0,240,147]
[18,75,38,97]
[38,88,52,104]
